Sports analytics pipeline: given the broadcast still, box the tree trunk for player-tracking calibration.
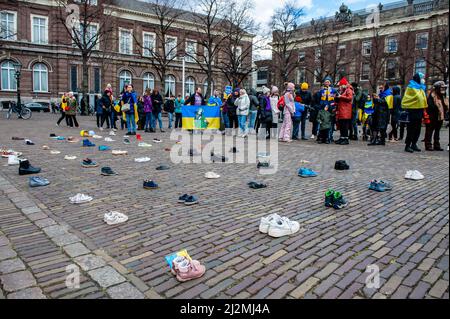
[82,54,89,115]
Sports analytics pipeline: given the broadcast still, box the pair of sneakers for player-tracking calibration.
[369,180,393,192]
[143,180,159,189]
[82,139,95,147]
[259,214,300,238]
[298,167,318,177]
[325,189,349,209]
[405,170,424,181]
[171,256,206,282]
[29,176,50,187]
[335,160,350,170]
[178,194,198,205]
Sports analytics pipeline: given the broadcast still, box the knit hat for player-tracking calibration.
[262,86,271,95]
[286,82,295,91]
[338,77,349,86]
[301,82,309,90]
[323,76,333,84]
[271,86,279,94]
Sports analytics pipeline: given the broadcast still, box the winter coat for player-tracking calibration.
[319,87,338,110]
[336,86,354,120]
[151,93,163,114]
[270,96,280,124]
[164,99,175,113]
[66,98,77,116]
[372,96,390,130]
[208,96,222,107]
[143,95,153,113]
[121,91,138,114]
[175,98,184,113]
[391,87,402,122]
[96,98,103,115]
[427,92,449,122]
[249,89,259,111]
[317,109,332,130]
[258,95,272,124]
[100,93,112,112]
[186,93,205,106]
[226,95,238,115]
[235,94,250,116]
[309,91,321,122]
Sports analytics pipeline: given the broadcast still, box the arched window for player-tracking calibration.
[33,63,48,92]
[1,61,17,91]
[203,79,214,96]
[119,70,132,92]
[185,76,195,96]
[165,75,176,97]
[143,72,155,92]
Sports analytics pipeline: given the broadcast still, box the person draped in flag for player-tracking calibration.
[402,72,428,153]
[361,92,374,141]
[369,83,392,146]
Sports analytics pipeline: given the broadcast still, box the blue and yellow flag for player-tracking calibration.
[402,80,428,110]
[181,105,221,130]
[379,88,394,109]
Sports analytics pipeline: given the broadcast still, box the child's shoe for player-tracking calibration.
[333,192,348,210]
[175,259,206,282]
[325,189,335,207]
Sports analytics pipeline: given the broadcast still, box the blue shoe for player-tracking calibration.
[368,180,379,191]
[369,180,392,192]
[184,195,198,206]
[56,136,65,141]
[83,139,95,147]
[98,145,111,151]
[298,167,318,177]
[29,176,50,187]
[143,180,159,189]
[82,158,98,168]
[178,194,190,203]
[379,181,392,191]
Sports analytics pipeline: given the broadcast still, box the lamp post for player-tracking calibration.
[14,62,22,108]
[177,51,186,98]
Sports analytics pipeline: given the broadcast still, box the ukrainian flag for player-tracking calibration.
[402,80,428,109]
[181,105,221,130]
[380,88,394,109]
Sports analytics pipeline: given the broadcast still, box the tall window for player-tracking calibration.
[336,45,346,60]
[386,37,398,53]
[297,68,306,84]
[362,41,372,56]
[414,58,426,75]
[185,40,197,63]
[416,33,428,50]
[33,63,48,92]
[298,52,305,63]
[386,59,398,79]
[165,75,176,97]
[143,32,155,57]
[314,48,321,61]
[119,29,132,54]
[1,61,17,91]
[0,11,16,40]
[70,65,78,92]
[32,16,48,44]
[314,67,322,84]
[234,46,242,68]
[185,76,195,96]
[203,79,213,96]
[119,70,132,91]
[75,23,99,49]
[165,36,177,60]
[94,67,100,93]
[143,72,155,91]
[361,63,370,81]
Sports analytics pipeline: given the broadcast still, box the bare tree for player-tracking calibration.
[56,0,115,100]
[363,27,391,91]
[396,24,416,86]
[134,0,186,96]
[424,16,449,82]
[270,1,304,87]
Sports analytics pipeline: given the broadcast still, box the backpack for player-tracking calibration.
[277,96,285,110]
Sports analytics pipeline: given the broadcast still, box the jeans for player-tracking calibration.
[175,113,182,128]
[152,112,163,129]
[111,112,117,129]
[228,113,238,129]
[248,110,258,132]
[144,112,152,129]
[311,121,319,137]
[101,110,111,128]
[126,113,136,133]
[350,112,358,138]
[238,115,248,135]
[168,112,174,129]
[292,117,301,139]
[222,112,230,129]
[96,113,102,128]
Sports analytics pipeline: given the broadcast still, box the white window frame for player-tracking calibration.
[362,40,372,56]
[416,32,428,50]
[32,63,49,92]
[142,31,156,57]
[165,75,176,97]
[119,70,132,91]
[1,60,17,91]
[165,36,177,60]
[385,58,398,79]
[185,76,196,96]
[314,48,321,61]
[73,21,99,50]
[0,10,17,41]
[414,58,426,75]
[297,68,306,84]
[203,79,214,96]
[31,14,49,44]
[233,46,242,69]
[143,72,155,91]
[314,67,321,84]
[298,51,306,63]
[385,36,398,53]
[185,40,197,63]
[360,62,370,82]
[119,28,133,55]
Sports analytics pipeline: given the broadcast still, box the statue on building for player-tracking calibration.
[335,3,353,23]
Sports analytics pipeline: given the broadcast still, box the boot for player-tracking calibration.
[411,144,422,152]
[368,137,377,146]
[434,142,444,151]
[19,160,41,176]
[405,145,414,153]
[425,142,434,151]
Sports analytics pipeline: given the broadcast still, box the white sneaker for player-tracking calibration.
[109,131,116,136]
[112,150,128,156]
[70,193,93,204]
[8,155,21,165]
[405,170,424,180]
[99,127,104,131]
[92,135,103,139]
[104,137,115,142]
[135,157,151,163]
[103,211,128,225]
[64,155,77,160]
[310,135,315,139]
[267,217,300,238]
[50,150,61,155]
[205,172,220,179]
[138,142,152,148]
[259,213,281,234]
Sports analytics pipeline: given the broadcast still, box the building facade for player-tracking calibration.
[0,0,253,107]
[271,0,449,92]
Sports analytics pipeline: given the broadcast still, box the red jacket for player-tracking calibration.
[336,86,354,120]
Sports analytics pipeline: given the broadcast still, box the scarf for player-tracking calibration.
[432,92,449,121]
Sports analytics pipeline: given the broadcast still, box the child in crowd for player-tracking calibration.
[361,93,374,141]
[174,94,184,129]
[317,105,332,144]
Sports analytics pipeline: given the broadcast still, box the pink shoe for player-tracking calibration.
[175,260,206,282]
[171,256,201,275]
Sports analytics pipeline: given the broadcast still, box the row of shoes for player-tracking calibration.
[170,256,206,282]
[259,213,300,238]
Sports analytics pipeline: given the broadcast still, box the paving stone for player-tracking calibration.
[0,258,26,274]
[63,243,90,258]
[0,246,17,261]
[106,282,145,299]
[0,236,9,247]
[7,287,46,299]
[42,225,68,238]
[428,279,448,298]
[1,270,36,292]
[290,277,320,299]
[88,266,126,288]
[74,254,107,271]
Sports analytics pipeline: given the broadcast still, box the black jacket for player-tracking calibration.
[226,95,238,115]
[151,93,163,114]
[186,93,205,106]
[100,93,112,111]
[164,99,175,113]
[258,95,272,124]
[309,91,321,122]
[372,97,390,130]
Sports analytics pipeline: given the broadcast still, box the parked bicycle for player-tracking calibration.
[3,101,32,120]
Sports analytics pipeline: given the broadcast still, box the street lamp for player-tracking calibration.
[14,62,22,108]
[177,51,186,98]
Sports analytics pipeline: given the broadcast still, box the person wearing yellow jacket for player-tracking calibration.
[402,72,428,153]
[56,93,69,126]
[120,84,139,136]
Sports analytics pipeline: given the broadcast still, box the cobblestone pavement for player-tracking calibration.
[0,113,448,299]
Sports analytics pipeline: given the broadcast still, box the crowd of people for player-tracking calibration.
[55,72,448,153]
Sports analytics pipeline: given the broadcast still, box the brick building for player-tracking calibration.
[270,0,449,92]
[0,0,253,108]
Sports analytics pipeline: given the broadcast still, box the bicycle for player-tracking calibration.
[5,101,32,120]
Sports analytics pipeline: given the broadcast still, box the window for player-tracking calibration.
[76,23,99,49]
[70,65,78,92]
[314,48,321,61]
[1,61,17,91]
[74,0,98,5]
[414,58,426,75]
[185,40,197,63]
[257,70,268,81]
[31,15,48,44]
[416,33,428,50]
[0,11,17,40]
[119,29,133,54]
[119,70,132,91]
[298,51,305,63]
[362,41,372,56]
[336,45,346,60]
[203,79,213,96]
[185,76,195,96]
[94,67,100,93]
[234,46,242,68]
[361,63,370,81]
[165,36,177,60]
[386,59,398,79]
[204,46,215,64]
[143,72,155,91]
[297,68,306,84]
[33,63,48,92]
[165,75,176,97]
[143,32,155,57]
[314,67,322,84]
[386,37,398,53]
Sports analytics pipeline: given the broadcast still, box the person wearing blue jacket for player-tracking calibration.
[292,95,305,140]
[207,90,223,107]
[121,84,138,136]
[96,94,103,129]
